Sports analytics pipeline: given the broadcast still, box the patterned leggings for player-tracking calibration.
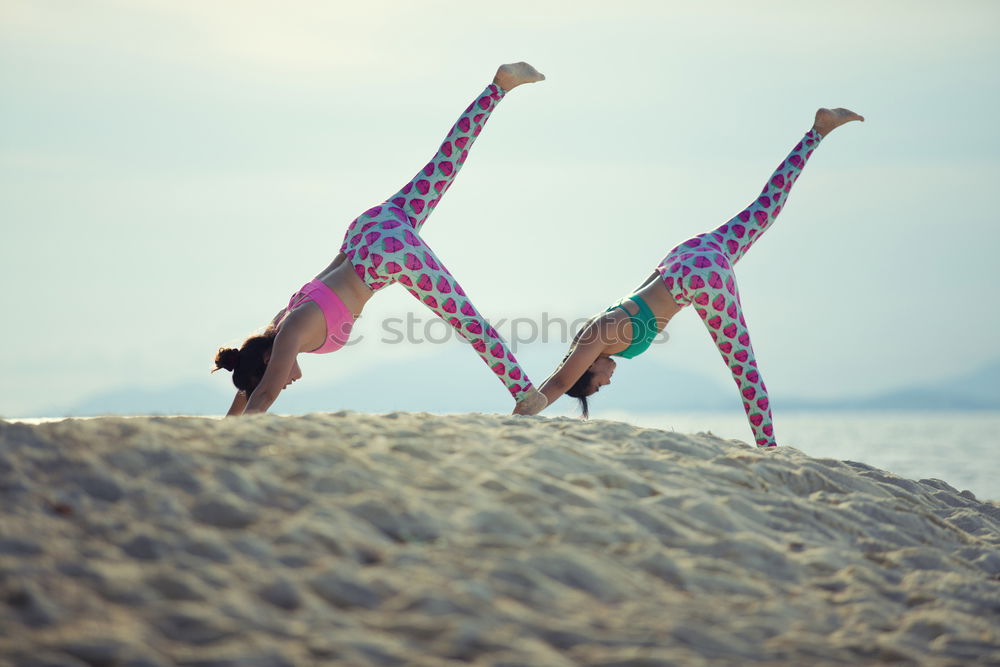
[657,130,823,447]
[339,83,533,400]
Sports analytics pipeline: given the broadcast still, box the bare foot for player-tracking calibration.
[812,108,864,137]
[512,386,548,415]
[493,62,545,92]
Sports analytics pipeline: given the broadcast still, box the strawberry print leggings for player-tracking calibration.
[657,129,824,447]
[339,83,533,400]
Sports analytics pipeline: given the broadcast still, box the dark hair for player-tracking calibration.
[562,316,606,419]
[213,327,277,393]
[565,369,595,419]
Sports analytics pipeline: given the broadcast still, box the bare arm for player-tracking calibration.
[516,320,609,414]
[223,309,290,417]
[537,340,604,406]
[244,328,301,415]
[226,391,249,417]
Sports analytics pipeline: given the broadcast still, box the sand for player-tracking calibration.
[1,412,998,666]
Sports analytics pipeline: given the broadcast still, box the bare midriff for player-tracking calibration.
[630,271,684,329]
[315,253,374,319]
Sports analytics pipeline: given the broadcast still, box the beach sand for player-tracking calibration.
[1,412,998,666]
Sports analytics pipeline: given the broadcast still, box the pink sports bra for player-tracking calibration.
[286,279,355,354]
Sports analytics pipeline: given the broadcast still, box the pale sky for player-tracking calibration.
[2,0,999,416]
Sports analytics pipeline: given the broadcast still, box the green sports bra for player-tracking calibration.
[606,294,659,359]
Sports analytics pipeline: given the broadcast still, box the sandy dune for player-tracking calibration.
[1,412,998,666]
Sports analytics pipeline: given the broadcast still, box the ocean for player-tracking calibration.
[601,410,1000,502]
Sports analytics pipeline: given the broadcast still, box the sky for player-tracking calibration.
[1,0,999,417]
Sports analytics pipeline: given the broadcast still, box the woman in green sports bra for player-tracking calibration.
[521,270,684,418]
[604,292,662,359]
[514,107,863,449]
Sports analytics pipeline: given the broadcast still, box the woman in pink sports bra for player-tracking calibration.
[214,63,549,417]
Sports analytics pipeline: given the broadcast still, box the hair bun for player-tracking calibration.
[214,347,241,373]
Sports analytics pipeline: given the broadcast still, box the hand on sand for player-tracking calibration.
[493,62,545,92]
[512,387,547,416]
[812,108,864,137]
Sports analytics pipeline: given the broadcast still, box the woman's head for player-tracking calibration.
[565,356,616,419]
[214,328,277,393]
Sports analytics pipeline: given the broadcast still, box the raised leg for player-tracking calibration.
[702,129,823,266]
[700,108,863,265]
[384,63,545,233]
[384,84,504,231]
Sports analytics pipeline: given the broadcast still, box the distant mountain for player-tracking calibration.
[940,359,1000,403]
[247,345,737,416]
[38,344,735,418]
[34,354,1000,418]
[783,359,1000,411]
[47,381,232,418]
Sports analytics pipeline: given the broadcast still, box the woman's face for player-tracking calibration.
[263,352,303,390]
[587,356,617,394]
[283,359,303,389]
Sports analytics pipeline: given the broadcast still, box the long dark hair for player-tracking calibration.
[565,369,595,419]
[213,326,277,393]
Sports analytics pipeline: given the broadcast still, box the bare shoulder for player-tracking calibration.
[579,309,631,348]
[574,312,617,345]
[275,304,324,353]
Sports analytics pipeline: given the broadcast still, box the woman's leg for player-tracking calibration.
[659,108,864,298]
[659,129,823,301]
[696,129,824,266]
[339,64,545,290]
[386,232,535,401]
[384,63,544,233]
[384,83,505,232]
[695,108,863,266]
[661,108,864,445]
[686,265,776,447]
